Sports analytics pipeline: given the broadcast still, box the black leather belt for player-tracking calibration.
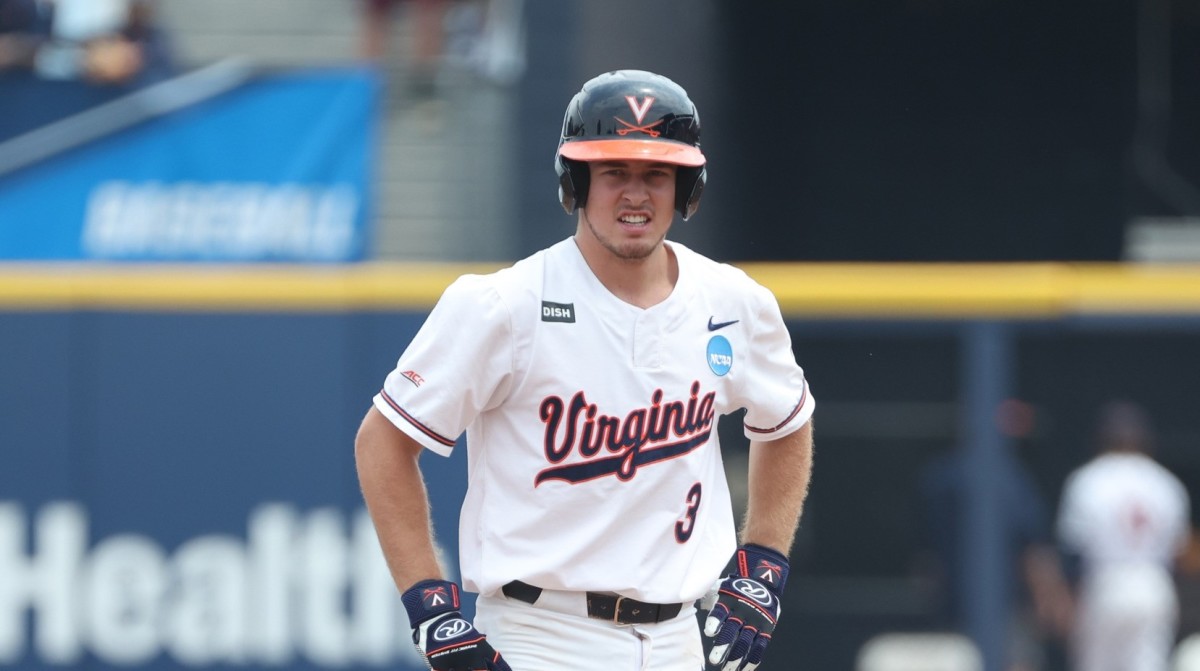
[501,580,684,625]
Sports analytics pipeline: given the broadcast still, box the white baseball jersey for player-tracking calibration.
[1057,451,1189,572]
[373,238,813,604]
[1057,451,1190,671]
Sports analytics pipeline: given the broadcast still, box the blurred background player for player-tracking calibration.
[357,0,522,101]
[0,0,173,85]
[1056,400,1193,671]
[358,0,446,97]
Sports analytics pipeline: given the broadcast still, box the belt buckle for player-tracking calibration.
[611,595,627,625]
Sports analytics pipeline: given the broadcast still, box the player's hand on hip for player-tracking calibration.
[702,544,789,671]
[403,579,512,671]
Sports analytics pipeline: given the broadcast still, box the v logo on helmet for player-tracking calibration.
[625,95,655,124]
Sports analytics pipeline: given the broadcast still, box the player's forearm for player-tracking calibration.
[355,408,445,589]
[739,420,814,556]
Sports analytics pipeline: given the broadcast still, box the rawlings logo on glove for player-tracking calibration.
[402,579,511,671]
[702,544,790,671]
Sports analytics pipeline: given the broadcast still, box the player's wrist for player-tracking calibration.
[401,578,463,626]
[733,543,791,595]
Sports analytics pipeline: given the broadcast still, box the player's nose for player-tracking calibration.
[622,178,651,204]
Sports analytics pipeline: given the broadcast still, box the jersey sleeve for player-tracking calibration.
[1168,474,1192,556]
[1055,472,1088,552]
[373,274,514,456]
[735,283,815,441]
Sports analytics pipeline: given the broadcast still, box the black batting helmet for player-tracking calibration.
[555,70,707,220]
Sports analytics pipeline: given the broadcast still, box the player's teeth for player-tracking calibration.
[621,216,648,224]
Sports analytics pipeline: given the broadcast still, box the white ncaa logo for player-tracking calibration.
[732,578,773,606]
[434,618,472,641]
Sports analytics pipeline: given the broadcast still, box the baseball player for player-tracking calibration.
[1056,401,1191,671]
[355,69,815,671]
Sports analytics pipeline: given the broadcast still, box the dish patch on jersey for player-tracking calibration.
[541,301,576,323]
[707,335,733,376]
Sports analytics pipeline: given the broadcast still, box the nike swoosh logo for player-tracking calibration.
[708,317,739,331]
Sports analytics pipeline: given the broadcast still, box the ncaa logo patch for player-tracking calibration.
[706,335,733,376]
[433,618,472,641]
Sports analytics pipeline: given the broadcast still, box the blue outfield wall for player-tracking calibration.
[0,310,461,670]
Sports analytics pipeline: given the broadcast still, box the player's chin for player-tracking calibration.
[612,237,663,260]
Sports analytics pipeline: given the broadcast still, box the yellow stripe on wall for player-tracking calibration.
[0,263,498,312]
[2,262,1200,318]
[756,263,1200,317]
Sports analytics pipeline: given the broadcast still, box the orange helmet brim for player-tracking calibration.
[559,139,706,167]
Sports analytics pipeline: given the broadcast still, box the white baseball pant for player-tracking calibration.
[474,593,705,671]
[1073,565,1178,671]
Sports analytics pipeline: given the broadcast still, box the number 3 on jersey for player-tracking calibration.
[675,483,703,542]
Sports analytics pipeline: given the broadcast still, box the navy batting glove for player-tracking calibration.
[703,544,790,671]
[402,579,511,671]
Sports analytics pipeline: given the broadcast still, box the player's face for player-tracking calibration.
[579,160,677,261]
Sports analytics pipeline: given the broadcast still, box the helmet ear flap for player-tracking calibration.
[556,155,591,214]
[677,166,706,221]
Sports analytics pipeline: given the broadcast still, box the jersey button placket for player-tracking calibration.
[631,312,661,370]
